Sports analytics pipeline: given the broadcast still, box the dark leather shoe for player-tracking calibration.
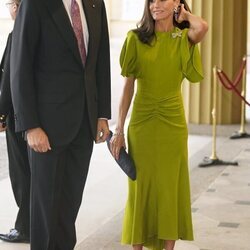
[0,229,30,243]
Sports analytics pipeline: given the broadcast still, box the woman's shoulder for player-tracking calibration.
[180,28,189,37]
[126,30,140,42]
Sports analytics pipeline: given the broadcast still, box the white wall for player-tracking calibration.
[0,0,14,57]
[109,0,144,38]
[0,0,11,18]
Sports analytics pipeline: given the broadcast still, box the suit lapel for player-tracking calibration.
[82,0,98,65]
[44,0,82,65]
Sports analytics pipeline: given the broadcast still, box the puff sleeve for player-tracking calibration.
[120,31,138,78]
[181,29,204,83]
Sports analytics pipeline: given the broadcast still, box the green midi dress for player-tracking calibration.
[120,27,203,250]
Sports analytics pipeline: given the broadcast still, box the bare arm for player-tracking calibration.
[116,77,135,134]
[177,4,208,44]
[110,77,135,159]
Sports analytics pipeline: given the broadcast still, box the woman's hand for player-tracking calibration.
[175,4,189,23]
[176,3,208,44]
[110,134,126,160]
[111,76,135,160]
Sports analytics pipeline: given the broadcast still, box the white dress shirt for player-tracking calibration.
[62,0,89,54]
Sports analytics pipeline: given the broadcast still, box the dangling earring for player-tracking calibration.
[174,7,178,21]
[174,5,181,21]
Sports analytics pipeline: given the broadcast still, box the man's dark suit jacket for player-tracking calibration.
[10,0,111,146]
[0,33,12,116]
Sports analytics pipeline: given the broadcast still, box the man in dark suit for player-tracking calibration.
[10,0,111,249]
[0,0,30,243]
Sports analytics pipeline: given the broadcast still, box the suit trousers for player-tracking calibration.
[28,111,93,250]
[6,112,30,236]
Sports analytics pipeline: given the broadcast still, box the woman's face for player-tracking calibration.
[149,0,179,21]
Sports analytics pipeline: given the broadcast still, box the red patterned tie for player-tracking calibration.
[71,0,87,64]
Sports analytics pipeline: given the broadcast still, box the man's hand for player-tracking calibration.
[95,119,110,143]
[0,123,6,132]
[27,127,51,153]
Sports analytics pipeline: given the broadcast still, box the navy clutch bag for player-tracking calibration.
[106,131,136,181]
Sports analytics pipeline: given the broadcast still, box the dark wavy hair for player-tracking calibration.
[133,0,191,45]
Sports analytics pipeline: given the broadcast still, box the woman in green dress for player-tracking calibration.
[110,0,208,249]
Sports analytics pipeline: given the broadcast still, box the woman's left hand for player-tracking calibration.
[175,4,189,23]
[176,3,208,44]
